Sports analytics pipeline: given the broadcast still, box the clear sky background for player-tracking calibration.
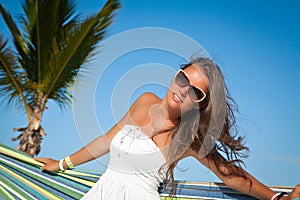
[0,0,299,187]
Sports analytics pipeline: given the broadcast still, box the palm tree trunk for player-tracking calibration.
[12,104,46,157]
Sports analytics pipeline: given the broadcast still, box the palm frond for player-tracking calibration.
[0,34,31,120]
[0,0,120,110]
[43,0,120,108]
[0,3,29,67]
[19,0,78,85]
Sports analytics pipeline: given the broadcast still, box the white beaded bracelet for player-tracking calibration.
[59,159,65,171]
[271,192,287,200]
[271,193,280,200]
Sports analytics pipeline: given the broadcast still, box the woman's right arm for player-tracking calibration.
[35,92,152,172]
[35,124,122,171]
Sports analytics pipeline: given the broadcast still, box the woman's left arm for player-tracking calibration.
[189,149,299,200]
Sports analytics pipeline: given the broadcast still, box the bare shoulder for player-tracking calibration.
[105,93,161,141]
[132,92,161,108]
[138,92,161,103]
[129,92,161,124]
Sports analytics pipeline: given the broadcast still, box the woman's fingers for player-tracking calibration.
[34,157,46,163]
[34,157,47,170]
[34,158,59,171]
[288,184,300,199]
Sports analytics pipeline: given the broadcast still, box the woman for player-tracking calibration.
[36,57,300,199]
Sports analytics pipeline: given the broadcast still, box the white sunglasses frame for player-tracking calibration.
[174,69,207,103]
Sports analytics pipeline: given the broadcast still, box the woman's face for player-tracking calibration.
[166,64,209,117]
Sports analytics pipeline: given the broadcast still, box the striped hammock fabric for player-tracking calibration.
[0,143,292,200]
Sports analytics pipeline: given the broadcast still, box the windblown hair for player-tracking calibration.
[162,57,251,196]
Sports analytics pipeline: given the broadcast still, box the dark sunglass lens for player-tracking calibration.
[189,86,204,101]
[175,71,189,87]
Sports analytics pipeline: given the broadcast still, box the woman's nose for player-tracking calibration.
[179,85,189,97]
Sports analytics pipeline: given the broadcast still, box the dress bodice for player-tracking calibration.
[109,124,166,173]
[81,124,167,200]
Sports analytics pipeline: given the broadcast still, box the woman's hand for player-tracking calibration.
[34,158,60,172]
[286,184,300,199]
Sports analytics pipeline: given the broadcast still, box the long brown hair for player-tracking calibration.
[162,57,251,195]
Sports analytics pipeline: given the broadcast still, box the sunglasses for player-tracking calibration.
[174,69,207,102]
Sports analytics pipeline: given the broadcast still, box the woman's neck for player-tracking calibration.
[160,98,181,125]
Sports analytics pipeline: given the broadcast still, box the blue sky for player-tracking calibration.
[0,0,299,187]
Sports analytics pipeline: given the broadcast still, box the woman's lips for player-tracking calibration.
[173,93,182,103]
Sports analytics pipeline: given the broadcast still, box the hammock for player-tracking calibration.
[0,143,292,200]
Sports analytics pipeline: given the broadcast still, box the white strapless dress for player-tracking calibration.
[81,124,167,200]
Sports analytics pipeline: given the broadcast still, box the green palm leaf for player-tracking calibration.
[0,0,120,109]
[43,0,120,108]
[0,4,28,61]
[0,34,32,120]
[20,0,77,84]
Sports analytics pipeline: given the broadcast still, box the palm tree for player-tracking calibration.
[0,0,120,157]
